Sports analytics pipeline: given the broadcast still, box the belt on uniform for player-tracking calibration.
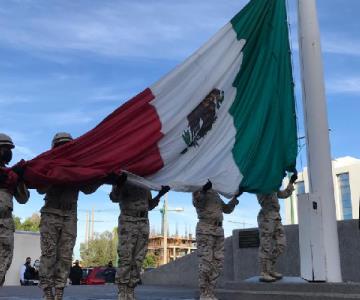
[200,219,222,227]
[123,210,148,218]
[0,210,12,218]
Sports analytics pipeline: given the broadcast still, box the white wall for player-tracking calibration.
[284,157,360,225]
[4,231,41,286]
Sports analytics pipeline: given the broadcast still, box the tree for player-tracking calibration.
[13,216,22,229]
[80,229,118,267]
[143,253,156,269]
[13,213,40,232]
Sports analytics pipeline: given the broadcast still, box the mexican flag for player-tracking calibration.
[23,0,297,196]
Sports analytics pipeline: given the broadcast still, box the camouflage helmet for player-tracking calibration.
[0,133,15,149]
[52,132,73,148]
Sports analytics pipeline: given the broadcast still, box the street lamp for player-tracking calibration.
[159,194,184,264]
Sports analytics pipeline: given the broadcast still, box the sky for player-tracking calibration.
[1,0,359,259]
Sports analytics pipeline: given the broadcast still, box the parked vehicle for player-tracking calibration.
[80,267,93,285]
[82,267,106,285]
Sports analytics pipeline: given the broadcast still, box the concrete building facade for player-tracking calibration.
[284,156,360,225]
[147,234,196,266]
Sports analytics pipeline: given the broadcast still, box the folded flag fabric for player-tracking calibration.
[22,0,297,197]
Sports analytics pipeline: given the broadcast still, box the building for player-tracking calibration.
[284,156,360,225]
[147,234,197,266]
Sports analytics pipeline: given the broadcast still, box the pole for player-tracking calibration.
[85,211,89,246]
[297,0,342,282]
[163,194,168,265]
[91,207,95,240]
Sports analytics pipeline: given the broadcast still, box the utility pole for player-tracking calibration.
[297,0,342,282]
[162,195,168,265]
[85,211,89,246]
[159,194,184,265]
[91,207,95,240]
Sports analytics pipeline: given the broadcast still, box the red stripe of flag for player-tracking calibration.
[24,88,164,188]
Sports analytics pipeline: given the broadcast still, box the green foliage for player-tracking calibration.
[143,252,157,269]
[80,229,118,267]
[13,213,40,232]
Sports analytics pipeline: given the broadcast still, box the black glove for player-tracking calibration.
[104,172,118,185]
[234,186,245,198]
[11,164,26,179]
[158,185,170,197]
[202,180,212,192]
[290,172,298,184]
[0,172,8,184]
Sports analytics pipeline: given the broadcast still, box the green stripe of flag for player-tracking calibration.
[230,0,298,193]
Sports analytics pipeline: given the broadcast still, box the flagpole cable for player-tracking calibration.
[286,0,305,171]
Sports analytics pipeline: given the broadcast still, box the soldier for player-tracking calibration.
[109,173,169,300]
[193,181,240,300]
[256,173,297,282]
[38,132,101,300]
[0,133,30,286]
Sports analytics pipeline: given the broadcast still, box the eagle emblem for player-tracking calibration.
[181,88,224,154]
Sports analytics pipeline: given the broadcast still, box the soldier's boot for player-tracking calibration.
[117,284,127,300]
[0,275,5,287]
[127,286,136,300]
[199,287,212,300]
[207,285,218,300]
[259,260,276,283]
[54,288,64,300]
[269,261,283,280]
[43,288,54,300]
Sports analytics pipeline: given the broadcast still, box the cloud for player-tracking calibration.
[290,34,360,57]
[322,36,360,56]
[89,86,137,103]
[0,95,30,105]
[0,0,246,60]
[327,77,360,95]
[13,145,36,159]
[0,129,28,143]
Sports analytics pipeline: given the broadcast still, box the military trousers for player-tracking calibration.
[196,232,224,294]
[257,213,286,263]
[39,213,77,289]
[0,218,14,286]
[116,216,149,288]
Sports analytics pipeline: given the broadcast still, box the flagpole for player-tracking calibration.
[297,0,342,282]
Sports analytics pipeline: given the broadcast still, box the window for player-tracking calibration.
[337,173,352,220]
[296,181,305,195]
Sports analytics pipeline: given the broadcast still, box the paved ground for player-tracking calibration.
[0,285,198,300]
[3,281,360,300]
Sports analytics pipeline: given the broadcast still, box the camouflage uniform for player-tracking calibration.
[0,183,29,286]
[256,183,294,281]
[110,181,159,299]
[0,133,29,286]
[38,185,98,292]
[193,189,237,299]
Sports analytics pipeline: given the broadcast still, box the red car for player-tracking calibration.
[83,267,106,285]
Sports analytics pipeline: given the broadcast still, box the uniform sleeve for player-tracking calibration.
[148,191,159,211]
[222,198,237,214]
[37,185,52,195]
[192,191,206,209]
[14,181,30,204]
[277,183,295,199]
